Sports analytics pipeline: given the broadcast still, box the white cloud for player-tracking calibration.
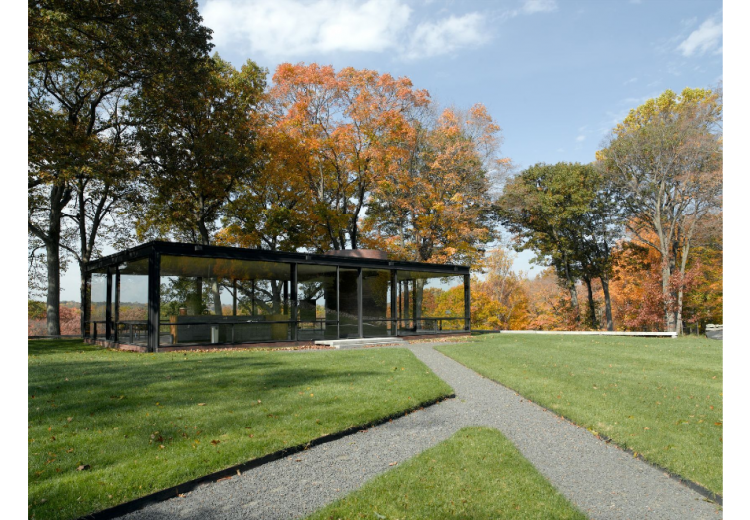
[201,0,490,60]
[677,16,722,57]
[522,0,558,14]
[202,0,411,57]
[575,134,586,142]
[404,13,490,60]
[623,77,638,85]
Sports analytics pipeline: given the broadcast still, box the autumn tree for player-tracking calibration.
[28,0,212,334]
[522,268,578,330]
[497,162,622,329]
[471,247,529,329]
[365,104,507,265]
[266,63,430,251]
[218,118,316,252]
[597,87,722,332]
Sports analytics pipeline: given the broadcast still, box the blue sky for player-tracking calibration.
[196,0,723,275]
[199,0,722,171]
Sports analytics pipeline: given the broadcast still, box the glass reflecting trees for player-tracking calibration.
[83,242,470,351]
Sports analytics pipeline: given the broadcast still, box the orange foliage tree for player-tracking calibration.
[470,247,530,329]
[264,63,430,251]
[521,268,578,330]
[364,104,508,265]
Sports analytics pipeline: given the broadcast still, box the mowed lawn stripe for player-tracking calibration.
[306,426,586,520]
[437,335,723,494]
[28,340,452,520]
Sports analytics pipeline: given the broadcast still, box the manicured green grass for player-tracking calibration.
[437,335,723,494]
[28,340,452,520]
[307,427,586,520]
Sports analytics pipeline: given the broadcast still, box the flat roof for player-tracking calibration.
[84,241,471,275]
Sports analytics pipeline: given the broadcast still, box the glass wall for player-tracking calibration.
[88,270,108,338]
[338,268,359,338]
[297,264,338,340]
[159,255,293,346]
[398,271,465,335]
[362,269,395,338]
[85,249,469,348]
[115,259,149,345]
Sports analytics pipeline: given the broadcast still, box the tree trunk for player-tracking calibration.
[197,218,222,315]
[79,269,88,337]
[46,239,62,335]
[674,246,691,336]
[661,259,675,332]
[600,275,614,331]
[563,259,579,316]
[211,279,223,315]
[30,184,73,336]
[583,277,597,330]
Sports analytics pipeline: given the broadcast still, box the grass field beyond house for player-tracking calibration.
[437,335,723,495]
[28,340,452,520]
[307,426,586,520]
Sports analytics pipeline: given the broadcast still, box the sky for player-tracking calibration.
[56,0,724,300]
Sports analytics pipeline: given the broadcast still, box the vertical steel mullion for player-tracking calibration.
[398,280,402,332]
[464,274,471,332]
[114,268,121,342]
[391,270,398,337]
[147,251,161,353]
[412,280,417,332]
[357,268,363,339]
[290,263,298,341]
[336,266,340,339]
[232,279,237,316]
[105,267,113,340]
[82,272,91,338]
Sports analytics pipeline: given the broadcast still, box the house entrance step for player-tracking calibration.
[314,337,407,349]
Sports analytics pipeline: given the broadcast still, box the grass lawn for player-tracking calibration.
[437,334,723,494]
[28,340,452,520]
[307,426,586,520]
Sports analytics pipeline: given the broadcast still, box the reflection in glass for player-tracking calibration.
[398,272,465,335]
[115,259,149,345]
[338,268,359,338]
[298,264,338,340]
[362,269,394,338]
[159,255,293,345]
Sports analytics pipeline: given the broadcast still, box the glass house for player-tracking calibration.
[83,241,471,352]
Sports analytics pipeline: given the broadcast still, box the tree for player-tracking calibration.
[28,0,212,334]
[266,63,430,251]
[132,55,265,315]
[133,55,266,247]
[471,247,529,329]
[218,109,317,253]
[522,268,578,331]
[365,105,507,265]
[597,87,722,332]
[497,162,622,329]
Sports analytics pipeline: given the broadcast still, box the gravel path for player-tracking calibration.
[118,344,721,520]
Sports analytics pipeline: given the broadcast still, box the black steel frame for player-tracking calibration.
[83,241,471,352]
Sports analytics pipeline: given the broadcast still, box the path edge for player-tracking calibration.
[431,348,723,507]
[75,393,455,520]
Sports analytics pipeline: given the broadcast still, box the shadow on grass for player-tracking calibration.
[28,338,98,356]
